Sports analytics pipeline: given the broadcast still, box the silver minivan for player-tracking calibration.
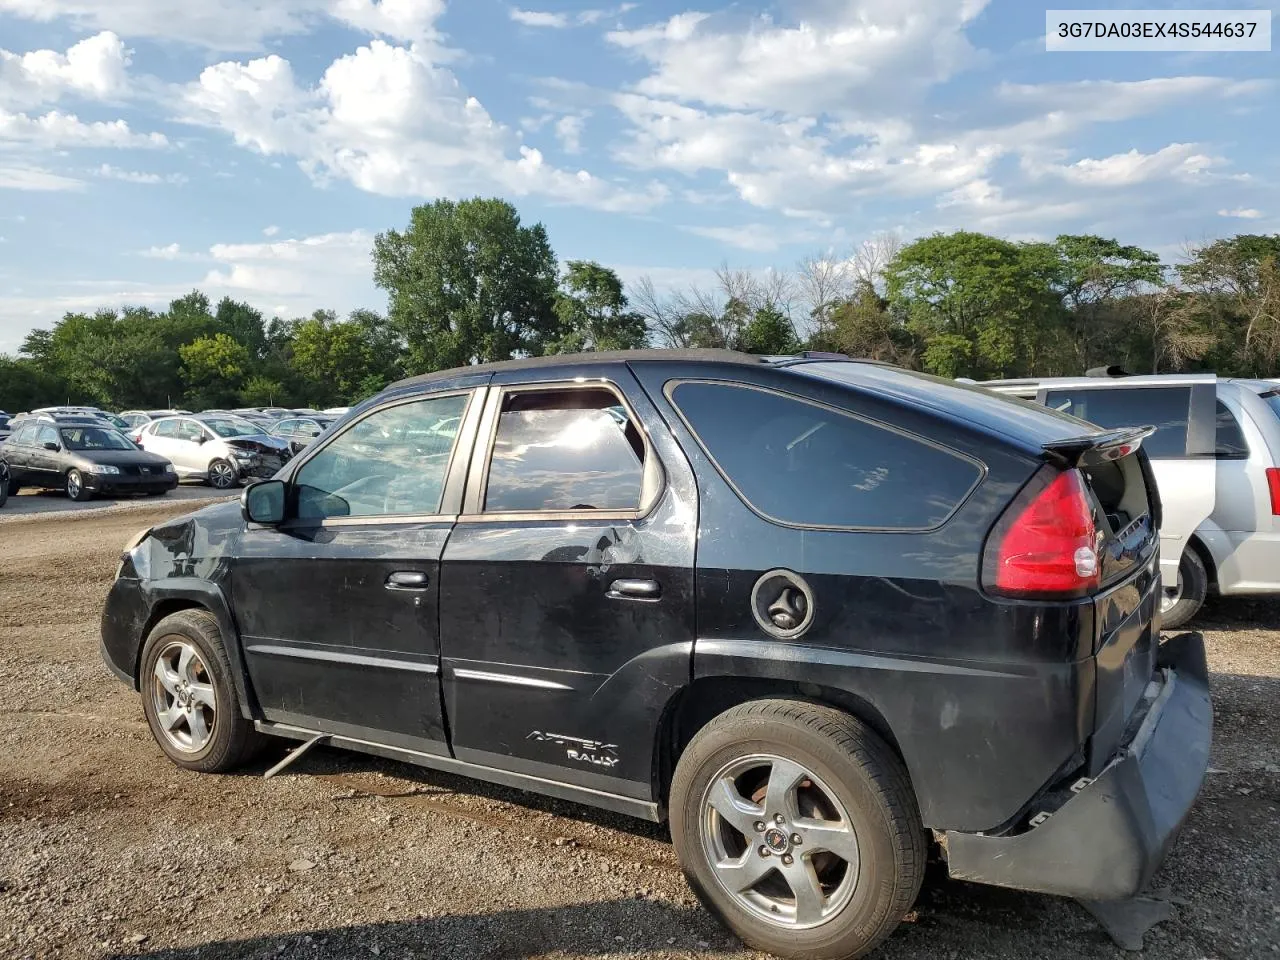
[984,374,1280,627]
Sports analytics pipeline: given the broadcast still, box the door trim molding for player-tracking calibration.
[452,667,574,690]
[245,643,439,674]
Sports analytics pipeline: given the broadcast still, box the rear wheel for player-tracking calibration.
[140,610,265,772]
[1161,549,1207,630]
[65,468,92,502]
[0,466,7,508]
[670,700,925,960]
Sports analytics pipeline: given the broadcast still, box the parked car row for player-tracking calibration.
[0,403,335,504]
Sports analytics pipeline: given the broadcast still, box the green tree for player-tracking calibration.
[885,231,1064,378]
[214,297,267,360]
[1052,235,1163,371]
[373,197,560,373]
[827,280,914,363]
[549,261,648,353]
[179,333,251,409]
[1178,234,1280,376]
[739,305,800,354]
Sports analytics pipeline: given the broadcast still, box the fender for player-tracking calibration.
[692,638,1092,833]
[135,577,259,720]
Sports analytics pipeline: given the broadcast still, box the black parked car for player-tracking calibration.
[5,414,177,501]
[101,351,1211,960]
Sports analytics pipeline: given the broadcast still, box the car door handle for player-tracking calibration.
[385,571,429,591]
[607,578,661,600]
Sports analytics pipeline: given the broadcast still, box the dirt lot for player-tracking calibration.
[0,504,1276,960]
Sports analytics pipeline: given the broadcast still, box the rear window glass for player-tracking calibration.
[670,381,981,530]
[1262,390,1280,421]
[1044,387,1190,459]
[1215,401,1248,458]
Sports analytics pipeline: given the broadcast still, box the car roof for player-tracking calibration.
[390,348,770,389]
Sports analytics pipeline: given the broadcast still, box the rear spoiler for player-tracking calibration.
[1041,426,1156,468]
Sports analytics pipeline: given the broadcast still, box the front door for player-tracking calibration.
[231,389,480,753]
[438,370,697,798]
[31,423,63,485]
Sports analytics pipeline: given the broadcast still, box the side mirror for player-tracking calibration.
[242,478,286,525]
[195,434,208,445]
[43,441,59,451]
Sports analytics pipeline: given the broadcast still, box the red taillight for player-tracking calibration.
[985,468,1100,598]
[1267,467,1280,516]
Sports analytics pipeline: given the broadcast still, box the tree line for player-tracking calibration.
[2,195,1277,413]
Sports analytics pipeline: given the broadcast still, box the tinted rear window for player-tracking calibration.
[670,381,981,530]
[1215,401,1248,458]
[1262,390,1280,421]
[1044,387,1190,459]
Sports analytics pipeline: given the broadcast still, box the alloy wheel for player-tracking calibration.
[699,754,860,930]
[1161,569,1185,614]
[209,460,236,489]
[151,639,217,753]
[65,470,82,499]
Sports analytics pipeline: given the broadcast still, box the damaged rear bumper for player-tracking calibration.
[943,632,1212,900]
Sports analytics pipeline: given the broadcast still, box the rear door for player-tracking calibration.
[1039,380,1216,595]
[437,366,697,798]
[4,424,38,484]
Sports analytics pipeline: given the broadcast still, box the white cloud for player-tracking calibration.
[201,230,379,309]
[0,108,167,148]
[680,222,820,253]
[141,242,185,259]
[511,4,635,28]
[184,40,666,212]
[0,31,130,109]
[0,0,444,51]
[94,163,187,185]
[554,114,585,153]
[0,164,84,191]
[511,8,569,28]
[1218,207,1263,219]
[263,224,280,236]
[1030,143,1224,188]
[607,0,988,115]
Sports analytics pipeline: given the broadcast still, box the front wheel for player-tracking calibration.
[670,700,925,960]
[139,610,265,772]
[65,469,92,502]
[207,459,239,490]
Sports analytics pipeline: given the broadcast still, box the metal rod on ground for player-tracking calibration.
[263,733,329,779]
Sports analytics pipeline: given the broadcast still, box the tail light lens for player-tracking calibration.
[1267,467,1280,516]
[984,468,1100,598]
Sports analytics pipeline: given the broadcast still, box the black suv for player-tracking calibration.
[4,413,177,501]
[101,351,1211,960]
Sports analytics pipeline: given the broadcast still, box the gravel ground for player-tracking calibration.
[0,504,1276,960]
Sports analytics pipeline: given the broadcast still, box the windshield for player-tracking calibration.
[202,417,262,438]
[99,413,129,429]
[60,426,135,451]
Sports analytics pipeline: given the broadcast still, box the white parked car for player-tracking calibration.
[135,414,292,490]
[984,373,1280,626]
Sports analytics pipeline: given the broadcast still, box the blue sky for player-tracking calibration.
[0,0,1276,353]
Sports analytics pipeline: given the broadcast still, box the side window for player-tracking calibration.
[177,420,205,443]
[152,420,177,438]
[13,424,37,446]
[37,425,59,447]
[670,382,981,530]
[294,393,469,520]
[275,419,299,437]
[1044,387,1190,459]
[482,387,647,513]
[1214,400,1248,458]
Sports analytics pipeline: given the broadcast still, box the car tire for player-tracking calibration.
[139,610,266,773]
[670,699,925,960]
[1162,549,1208,630]
[207,459,238,490]
[65,468,92,502]
[0,471,7,508]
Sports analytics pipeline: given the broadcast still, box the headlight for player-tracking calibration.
[116,527,152,579]
[163,463,176,474]
[87,464,120,475]
[232,451,256,462]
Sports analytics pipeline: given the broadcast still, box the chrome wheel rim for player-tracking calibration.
[209,461,235,489]
[66,470,82,498]
[699,754,860,930]
[151,639,217,753]
[1161,569,1184,614]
